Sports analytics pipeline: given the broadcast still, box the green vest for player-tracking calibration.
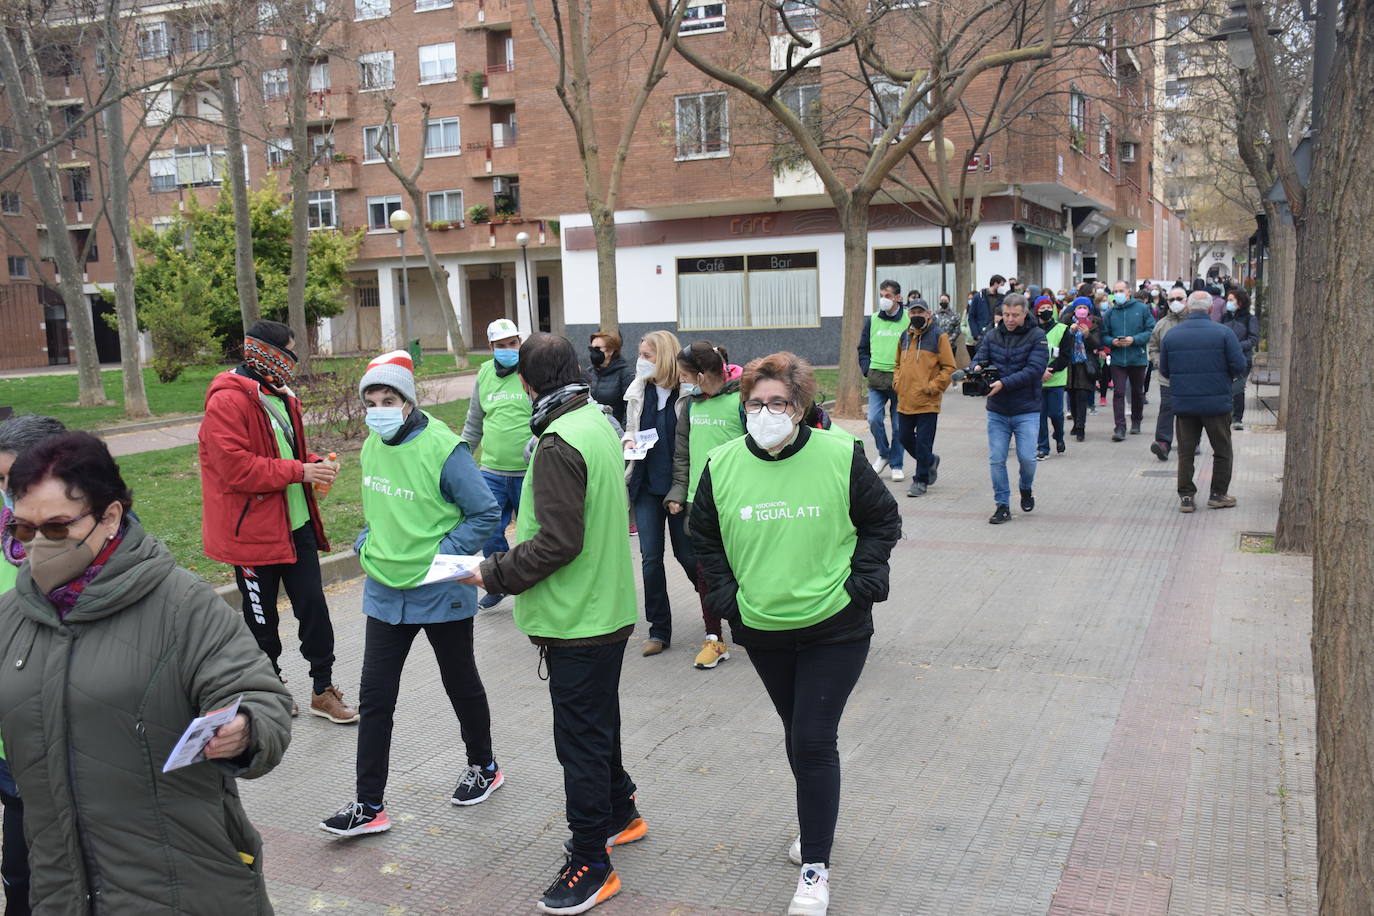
[261,392,309,529]
[513,403,636,639]
[476,360,532,472]
[868,310,910,372]
[707,428,858,631]
[1044,322,1068,387]
[0,560,16,595]
[686,392,744,503]
[358,414,463,589]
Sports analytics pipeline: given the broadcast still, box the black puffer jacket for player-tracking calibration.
[688,424,902,649]
[585,354,635,427]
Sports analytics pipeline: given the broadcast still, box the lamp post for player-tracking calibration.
[515,230,533,334]
[927,136,957,297]
[389,208,413,355]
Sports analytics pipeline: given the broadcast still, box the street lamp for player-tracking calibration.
[926,136,956,297]
[389,208,414,357]
[515,230,533,334]
[1206,0,1280,71]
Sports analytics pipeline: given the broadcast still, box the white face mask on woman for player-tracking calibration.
[635,357,656,379]
[746,410,796,450]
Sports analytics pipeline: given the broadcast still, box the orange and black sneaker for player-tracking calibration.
[537,858,620,914]
[564,806,648,856]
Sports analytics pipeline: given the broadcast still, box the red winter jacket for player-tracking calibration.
[198,371,330,566]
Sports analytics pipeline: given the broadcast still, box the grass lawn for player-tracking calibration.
[118,398,468,585]
[0,353,487,431]
[814,367,838,404]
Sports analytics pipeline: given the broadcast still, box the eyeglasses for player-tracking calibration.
[5,510,93,544]
[743,398,792,415]
[1168,296,1185,303]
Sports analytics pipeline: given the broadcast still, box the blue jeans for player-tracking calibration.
[632,488,696,645]
[479,469,523,559]
[1038,386,1066,454]
[987,411,1039,506]
[866,387,903,469]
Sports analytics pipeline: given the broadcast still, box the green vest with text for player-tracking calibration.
[513,402,637,639]
[262,393,309,529]
[707,427,858,631]
[686,392,744,504]
[1044,322,1068,387]
[868,310,910,372]
[358,414,463,589]
[476,360,532,472]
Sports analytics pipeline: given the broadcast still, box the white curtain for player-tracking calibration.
[876,264,952,303]
[748,268,818,327]
[679,272,745,329]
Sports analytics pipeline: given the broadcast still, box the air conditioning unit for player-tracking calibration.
[492,176,511,194]
[1120,142,1138,163]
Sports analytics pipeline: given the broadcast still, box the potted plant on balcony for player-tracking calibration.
[1069,129,1086,153]
[426,220,454,231]
[466,203,490,224]
[468,71,486,99]
[494,204,515,224]
[331,152,356,164]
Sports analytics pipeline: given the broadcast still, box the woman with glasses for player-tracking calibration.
[0,432,293,915]
[689,353,901,916]
[666,340,744,671]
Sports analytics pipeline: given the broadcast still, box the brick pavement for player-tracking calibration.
[240,390,1315,916]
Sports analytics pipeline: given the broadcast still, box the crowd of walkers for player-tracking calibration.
[0,269,1257,915]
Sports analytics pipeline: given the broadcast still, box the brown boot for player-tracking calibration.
[310,686,360,724]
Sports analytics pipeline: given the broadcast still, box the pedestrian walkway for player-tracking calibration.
[237,391,1313,915]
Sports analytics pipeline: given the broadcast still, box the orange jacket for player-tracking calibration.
[894,326,956,414]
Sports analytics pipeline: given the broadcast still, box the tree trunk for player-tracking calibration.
[0,32,108,406]
[1267,212,1296,428]
[100,13,150,419]
[1310,0,1374,908]
[285,43,311,357]
[951,221,975,318]
[407,201,469,369]
[1273,212,1315,552]
[220,64,260,333]
[590,206,618,336]
[833,194,872,419]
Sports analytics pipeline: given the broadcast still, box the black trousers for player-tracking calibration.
[748,637,870,867]
[356,616,494,807]
[545,640,637,865]
[1175,413,1234,498]
[631,487,696,646]
[0,758,28,916]
[896,411,940,484]
[1067,388,1091,436]
[1111,364,1148,428]
[233,524,336,694]
[1154,385,1175,446]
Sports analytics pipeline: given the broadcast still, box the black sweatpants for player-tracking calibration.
[0,758,28,916]
[233,524,337,694]
[356,616,493,808]
[545,640,637,866]
[1175,413,1234,498]
[1067,388,1092,436]
[747,637,870,867]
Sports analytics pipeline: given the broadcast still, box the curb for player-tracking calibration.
[95,414,205,437]
[211,549,364,610]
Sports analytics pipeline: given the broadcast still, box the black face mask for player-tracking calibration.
[938,301,950,310]
[588,348,606,368]
[910,315,928,331]
[1038,312,1054,325]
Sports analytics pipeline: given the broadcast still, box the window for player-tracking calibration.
[69,169,92,203]
[262,68,289,101]
[424,117,461,156]
[308,190,336,229]
[1164,79,1188,102]
[1165,45,1186,76]
[0,191,20,215]
[356,281,380,309]
[267,137,292,168]
[777,0,819,31]
[362,124,398,162]
[63,105,86,139]
[1069,89,1087,148]
[310,133,336,163]
[144,88,175,125]
[150,145,226,191]
[415,0,453,11]
[7,256,27,279]
[367,195,402,230]
[1098,114,1113,172]
[779,82,821,134]
[137,22,169,59]
[418,42,457,84]
[95,46,106,73]
[309,60,331,92]
[0,126,16,151]
[197,90,222,121]
[1166,11,1195,34]
[258,1,278,24]
[871,80,929,138]
[358,51,395,91]
[427,189,463,223]
[355,0,389,20]
[677,252,819,329]
[190,26,213,52]
[674,92,729,159]
[681,0,725,34]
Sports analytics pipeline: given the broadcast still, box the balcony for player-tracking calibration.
[460,0,512,29]
[265,88,355,128]
[309,157,359,191]
[469,64,516,104]
[354,217,538,258]
[1113,176,1147,230]
[465,140,519,178]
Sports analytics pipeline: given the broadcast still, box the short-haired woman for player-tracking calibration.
[586,330,635,427]
[0,432,292,915]
[622,330,692,655]
[689,353,901,916]
[666,341,744,670]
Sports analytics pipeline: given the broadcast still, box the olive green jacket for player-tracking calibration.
[0,520,292,915]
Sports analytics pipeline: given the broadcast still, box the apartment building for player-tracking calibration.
[0,0,1187,370]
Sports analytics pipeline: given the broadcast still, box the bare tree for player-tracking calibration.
[218,16,261,333]
[525,0,691,336]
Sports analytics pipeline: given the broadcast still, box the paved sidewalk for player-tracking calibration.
[233,390,1313,916]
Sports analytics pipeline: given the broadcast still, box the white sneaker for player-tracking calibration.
[788,836,802,865]
[890,468,905,481]
[788,864,830,916]
[871,457,889,474]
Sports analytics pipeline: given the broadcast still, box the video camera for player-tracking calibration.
[953,366,1001,397]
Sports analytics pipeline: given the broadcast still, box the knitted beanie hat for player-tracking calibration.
[358,350,417,405]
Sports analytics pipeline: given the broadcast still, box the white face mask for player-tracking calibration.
[746,410,796,450]
[1169,299,1186,314]
[635,357,656,379]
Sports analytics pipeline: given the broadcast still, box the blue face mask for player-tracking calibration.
[680,382,702,398]
[493,348,519,368]
[366,406,405,439]
[1112,292,1128,305]
[1225,301,1238,312]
